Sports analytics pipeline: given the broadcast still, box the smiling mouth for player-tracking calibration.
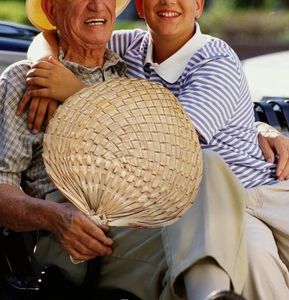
[157,12,180,17]
[85,18,106,25]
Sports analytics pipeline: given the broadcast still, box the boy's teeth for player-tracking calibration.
[158,12,180,17]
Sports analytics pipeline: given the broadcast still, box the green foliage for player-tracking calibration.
[200,9,289,43]
[233,0,270,8]
[0,0,30,25]
[115,20,146,30]
[1,0,289,45]
[210,0,289,9]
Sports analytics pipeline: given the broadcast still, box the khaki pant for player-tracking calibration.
[89,150,247,299]
[35,150,247,299]
[244,181,289,300]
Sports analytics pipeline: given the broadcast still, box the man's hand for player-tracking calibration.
[51,202,113,262]
[17,88,58,133]
[258,134,289,180]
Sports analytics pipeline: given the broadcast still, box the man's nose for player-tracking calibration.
[87,0,104,11]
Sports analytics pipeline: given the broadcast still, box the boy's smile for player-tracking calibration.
[136,0,204,63]
[156,9,181,18]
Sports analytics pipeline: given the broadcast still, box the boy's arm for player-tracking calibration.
[178,56,289,180]
[17,57,87,133]
[19,30,60,133]
[27,30,59,62]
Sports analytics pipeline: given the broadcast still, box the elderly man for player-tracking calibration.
[0,0,247,299]
[0,0,127,283]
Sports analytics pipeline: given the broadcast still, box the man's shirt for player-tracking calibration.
[0,49,126,198]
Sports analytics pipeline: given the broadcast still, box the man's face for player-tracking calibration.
[52,0,116,48]
[138,0,204,42]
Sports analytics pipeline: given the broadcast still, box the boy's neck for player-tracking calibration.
[150,30,195,64]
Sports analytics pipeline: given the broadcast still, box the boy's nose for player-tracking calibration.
[160,0,177,5]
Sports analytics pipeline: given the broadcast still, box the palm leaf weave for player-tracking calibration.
[43,78,202,228]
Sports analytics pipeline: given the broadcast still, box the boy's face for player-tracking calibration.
[137,0,204,42]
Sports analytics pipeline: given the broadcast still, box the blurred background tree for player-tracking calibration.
[1,0,289,59]
[208,0,289,8]
[0,0,28,24]
[235,0,289,8]
[1,0,289,23]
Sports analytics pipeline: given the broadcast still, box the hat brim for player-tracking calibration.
[26,0,131,31]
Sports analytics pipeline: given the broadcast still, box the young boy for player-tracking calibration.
[20,0,289,299]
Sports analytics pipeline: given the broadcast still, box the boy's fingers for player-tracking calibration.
[27,68,51,80]
[31,60,53,69]
[27,77,49,88]
[48,56,59,65]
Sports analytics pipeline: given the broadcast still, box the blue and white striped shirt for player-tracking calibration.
[109,26,277,188]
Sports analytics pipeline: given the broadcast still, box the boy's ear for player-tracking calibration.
[41,0,57,26]
[195,0,205,19]
[135,0,144,18]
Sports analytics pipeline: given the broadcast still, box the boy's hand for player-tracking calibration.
[17,56,86,133]
[26,56,86,101]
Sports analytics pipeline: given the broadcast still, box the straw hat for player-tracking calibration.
[26,0,131,31]
[43,78,202,228]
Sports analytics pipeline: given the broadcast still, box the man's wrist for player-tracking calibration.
[255,121,281,138]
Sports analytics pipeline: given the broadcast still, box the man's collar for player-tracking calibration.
[59,48,126,76]
[144,23,211,83]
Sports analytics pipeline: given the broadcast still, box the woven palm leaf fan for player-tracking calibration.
[43,78,202,228]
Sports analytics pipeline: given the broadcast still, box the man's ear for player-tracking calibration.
[195,0,205,19]
[135,0,144,18]
[41,0,56,26]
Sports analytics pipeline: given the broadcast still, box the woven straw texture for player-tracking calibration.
[43,78,202,228]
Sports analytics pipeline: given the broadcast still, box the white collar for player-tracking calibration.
[144,23,211,83]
